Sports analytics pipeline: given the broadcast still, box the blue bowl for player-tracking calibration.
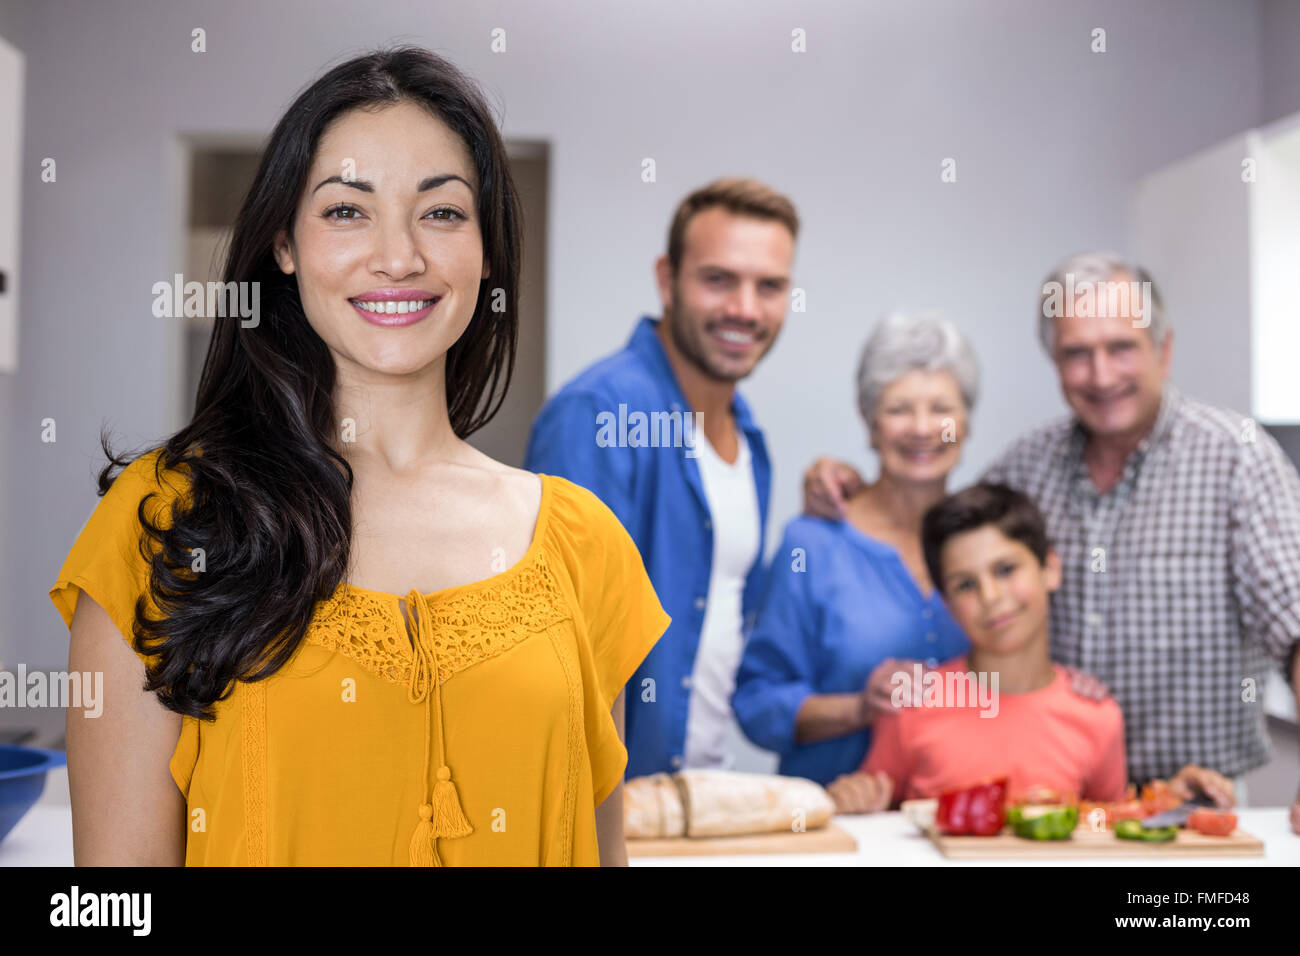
[0,745,67,844]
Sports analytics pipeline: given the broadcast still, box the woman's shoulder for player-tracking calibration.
[774,513,851,551]
[536,473,637,571]
[539,472,622,529]
[477,460,545,529]
[536,474,646,576]
[533,473,666,637]
[50,447,191,643]
[82,447,192,535]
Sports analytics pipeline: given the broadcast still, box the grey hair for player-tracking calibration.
[1037,250,1168,354]
[856,312,979,425]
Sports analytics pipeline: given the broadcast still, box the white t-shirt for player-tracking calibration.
[682,425,761,769]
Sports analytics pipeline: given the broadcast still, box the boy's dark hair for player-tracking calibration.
[921,483,1050,593]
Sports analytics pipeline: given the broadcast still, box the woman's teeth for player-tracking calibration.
[352,299,434,314]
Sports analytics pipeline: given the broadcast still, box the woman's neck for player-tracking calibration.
[331,357,462,471]
[848,471,947,536]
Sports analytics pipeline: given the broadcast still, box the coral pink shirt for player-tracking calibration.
[861,656,1128,804]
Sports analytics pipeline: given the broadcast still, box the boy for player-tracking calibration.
[829,483,1233,813]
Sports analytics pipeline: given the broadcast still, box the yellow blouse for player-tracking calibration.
[49,451,670,866]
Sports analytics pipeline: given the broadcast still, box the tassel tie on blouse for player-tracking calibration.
[403,589,473,866]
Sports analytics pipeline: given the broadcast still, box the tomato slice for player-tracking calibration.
[1109,801,1146,822]
[1187,808,1237,836]
[1079,798,1146,826]
[1140,779,1182,815]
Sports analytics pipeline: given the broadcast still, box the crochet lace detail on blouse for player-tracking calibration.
[306,550,571,686]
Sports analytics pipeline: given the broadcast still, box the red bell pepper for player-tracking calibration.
[935,777,1008,836]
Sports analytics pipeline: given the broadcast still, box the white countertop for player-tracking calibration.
[631,810,1300,866]
[5,767,1296,866]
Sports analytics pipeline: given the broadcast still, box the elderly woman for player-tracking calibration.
[731,313,975,800]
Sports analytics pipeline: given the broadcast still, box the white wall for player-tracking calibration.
[1261,0,1300,126]
[0,0,27,668]
[0,0,1278,670]
[1131,131,1255,416]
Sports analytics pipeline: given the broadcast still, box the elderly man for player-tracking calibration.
[804,251,1300,832]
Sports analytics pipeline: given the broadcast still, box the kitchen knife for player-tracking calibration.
[1139,793,1219,829]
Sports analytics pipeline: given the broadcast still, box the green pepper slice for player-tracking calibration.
[1008,804,1078,840]
[1114,818,1178,842]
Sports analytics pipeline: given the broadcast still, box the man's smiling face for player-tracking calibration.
[658,206,794,384]
[1050,269,1171,442]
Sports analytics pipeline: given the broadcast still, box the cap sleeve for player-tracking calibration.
[48,450,189,667]
[545,476,670,805]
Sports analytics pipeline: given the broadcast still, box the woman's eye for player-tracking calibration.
[321,205,466,221]
[323,203,361,220]
[426,207,465,222]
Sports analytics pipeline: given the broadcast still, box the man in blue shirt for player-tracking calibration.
[524,178,798,779]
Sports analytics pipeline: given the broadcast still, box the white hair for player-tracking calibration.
[856,312,979,425]
[1037,250,1169,354]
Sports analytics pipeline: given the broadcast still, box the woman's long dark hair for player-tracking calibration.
[100,47,522,718]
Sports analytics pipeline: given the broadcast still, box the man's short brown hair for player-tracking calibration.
[666,178,800,274]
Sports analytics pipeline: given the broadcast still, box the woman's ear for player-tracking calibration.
[273,229,296,275]
[865,418,880,454]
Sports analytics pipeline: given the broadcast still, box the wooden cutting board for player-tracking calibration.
[627,823,858,857]
[930,824,1264,858]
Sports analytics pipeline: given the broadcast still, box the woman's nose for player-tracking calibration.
[370,221,424,279]
[908,412,939,438]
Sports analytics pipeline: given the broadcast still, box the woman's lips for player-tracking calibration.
[899,448,943,461]
[349,297,439,327]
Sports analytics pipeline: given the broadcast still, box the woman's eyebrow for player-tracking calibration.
[310,173,473,195]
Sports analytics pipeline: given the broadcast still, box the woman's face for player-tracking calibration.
[273,99,488,381]
[868,369,966,484]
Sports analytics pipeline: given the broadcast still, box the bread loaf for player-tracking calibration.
[623,772,686,838]
[623,769,834,838]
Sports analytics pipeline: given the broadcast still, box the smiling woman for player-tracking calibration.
[733,313,977,788]
[48,47,669,867]
[272,99,494,375]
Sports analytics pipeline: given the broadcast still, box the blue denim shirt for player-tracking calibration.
[733,515,970,786]
[524,315,772,778]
